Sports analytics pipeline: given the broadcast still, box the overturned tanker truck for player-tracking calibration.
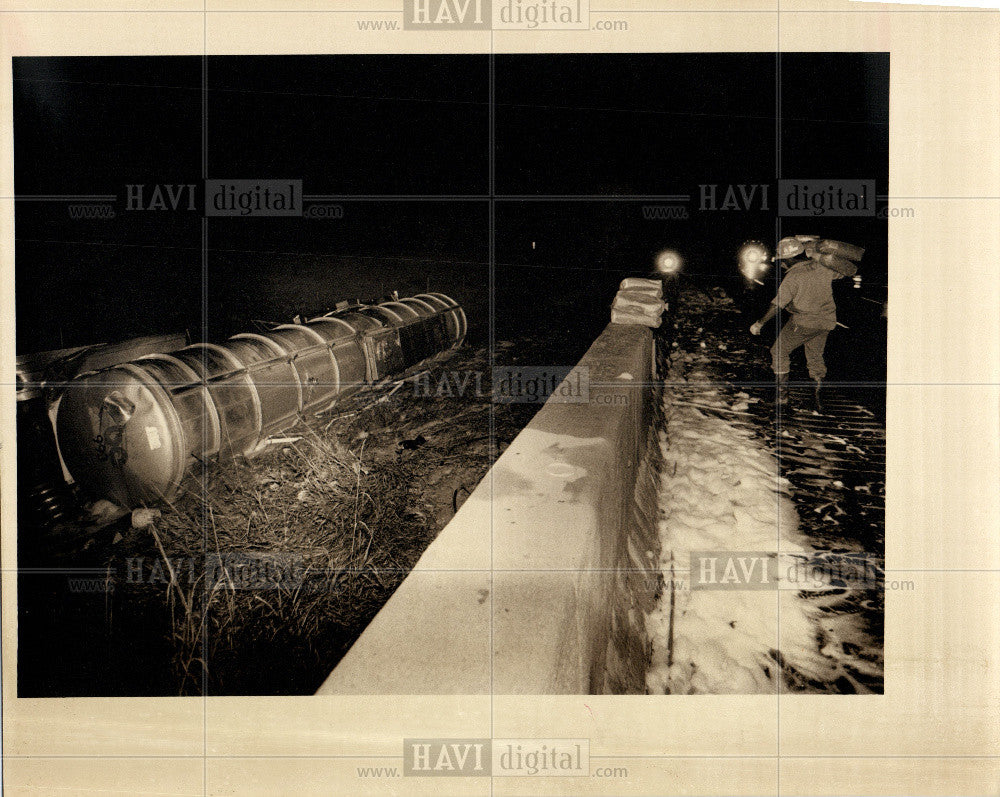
[55,293,466,508]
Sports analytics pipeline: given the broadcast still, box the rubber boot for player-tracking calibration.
[813,378,824,413]
[776,373,790,406]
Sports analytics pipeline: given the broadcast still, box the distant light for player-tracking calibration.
[737,241,770,281]
[655,249,682,274]
[531,241,536,250]
[853,275,862,289]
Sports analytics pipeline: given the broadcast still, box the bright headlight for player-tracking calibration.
[737,241,770,280]
[655,249,682,274]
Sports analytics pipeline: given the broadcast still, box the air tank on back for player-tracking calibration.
[55,293,466,507]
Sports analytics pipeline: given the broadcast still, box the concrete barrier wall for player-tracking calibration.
[316,323,663,695]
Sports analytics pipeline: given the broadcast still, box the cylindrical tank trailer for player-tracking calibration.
[55,293,466,507]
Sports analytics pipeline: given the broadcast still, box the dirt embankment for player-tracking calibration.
[22,335,567,695]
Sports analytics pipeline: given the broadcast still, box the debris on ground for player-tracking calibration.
[646,288,884,694]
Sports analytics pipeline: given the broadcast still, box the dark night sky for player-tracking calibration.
[13,53,889,354]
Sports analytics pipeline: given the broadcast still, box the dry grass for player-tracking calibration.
[134,350,498,695]
[150,432,428,693]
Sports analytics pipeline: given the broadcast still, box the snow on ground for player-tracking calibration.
[645,385,842,694]
[645,291,884,694]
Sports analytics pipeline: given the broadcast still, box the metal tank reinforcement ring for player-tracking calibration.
[55,293,466,507]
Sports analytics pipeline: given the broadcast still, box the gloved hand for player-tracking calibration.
[750,322,763,336]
